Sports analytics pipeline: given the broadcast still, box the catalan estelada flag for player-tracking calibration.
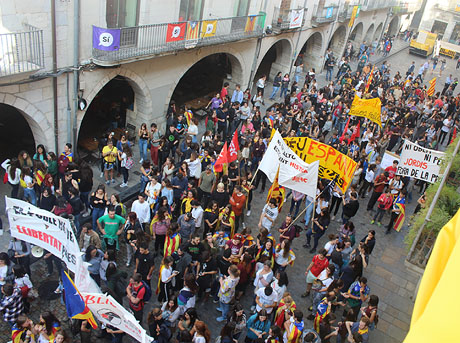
[266,167,285,211]
[61,270,97,329]
[314,297,331,332]
[365,65,374,93]
[245,15,256,32]
[187,21,200,40]
[12,323,34,343]
[394,196,406,232]
[427,77,436,96]
[156,264,166,295]
[286,320,304,343]
[164,232,181,257]
[184,109,193,127]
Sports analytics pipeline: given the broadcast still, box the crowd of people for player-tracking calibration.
[1,36,457,343]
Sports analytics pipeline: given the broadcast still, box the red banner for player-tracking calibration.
[166,23,186,43]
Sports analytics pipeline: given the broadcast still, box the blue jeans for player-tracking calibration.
[74,213,82,237]
[269,86,280,99]
[326,69,333,81]
[219,300,231,319]
[280,87,288,99]
[304,197,314,226]
[290,198,302,218]
[23,188,36,205]
[305,227,325,250]
[80,191,90,210]
[139,138,148,162]
[92,207,105,233]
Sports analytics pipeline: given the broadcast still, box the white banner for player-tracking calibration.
[396,140,445,183]
[5,197,80,272]
[289,9,304,29]
[259,130,319,198]
[82,293,153,343]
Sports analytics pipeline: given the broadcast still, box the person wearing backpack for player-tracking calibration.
[126,273,149,323]
[147,307,172,343]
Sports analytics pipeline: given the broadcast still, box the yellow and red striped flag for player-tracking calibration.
[427,77,436,96]
[365,65,374,93]
[266,167,285,211]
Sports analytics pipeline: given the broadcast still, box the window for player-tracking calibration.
[236,0,250,17]
[179,0,204,22]
[106,0,139,46]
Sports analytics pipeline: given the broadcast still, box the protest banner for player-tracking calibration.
[283,137,357,192]
[396,140,445,183]
[348,94,382,127]
[381,150,400,170]
[5,197,80,272]
[82,293,153,343]
[259,130,319,198]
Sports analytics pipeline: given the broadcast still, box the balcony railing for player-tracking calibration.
[271,7,306,32]
[311,5,338,26]
[0,26,44,77]
[338,5,353,21]
[92,14,265,65]
[362,0,399,11]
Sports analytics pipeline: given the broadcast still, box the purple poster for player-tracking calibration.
[92,26,120,51]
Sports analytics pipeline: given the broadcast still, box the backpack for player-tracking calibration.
[140,280,152,302]
[119,202,127,218]
[294,225,302,238]
[125,156,134,170]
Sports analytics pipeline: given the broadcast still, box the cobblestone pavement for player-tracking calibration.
[2,38,457,342]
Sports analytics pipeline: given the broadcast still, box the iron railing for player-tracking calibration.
[92,14,265,65]
[271,7,306,32]
[311,5,339,26]
[0,26,44,77]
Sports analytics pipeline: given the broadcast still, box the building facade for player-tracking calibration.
[0,0,419,159]
[419,0,460,43]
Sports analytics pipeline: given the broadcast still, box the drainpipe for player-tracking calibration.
[72,0,80,149]
[51,0,58,152]
[248,37,263,90]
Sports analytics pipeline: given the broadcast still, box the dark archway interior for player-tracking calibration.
[78,76,134,152]
[254,44,277,81]
[171,53,232,107]
[0,104,35,161]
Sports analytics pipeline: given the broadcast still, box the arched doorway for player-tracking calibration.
[0,104,36,161]
[255,39,292,82]
[387,16,400,37]
[328,25,347,58]
[364,24,374,43]
[350,22,363,43]
[170,53,243,109]
[77,76,135,155]
[299,32,323,72]
[373,23,383,41]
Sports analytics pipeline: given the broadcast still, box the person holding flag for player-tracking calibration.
[386,189,406,234]
[11,315,37,343]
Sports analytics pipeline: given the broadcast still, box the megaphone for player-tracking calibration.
[31,246,44,258]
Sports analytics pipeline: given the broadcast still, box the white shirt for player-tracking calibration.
[145,182,161,205]
[365,170,375,183]
[191,206,204,228]
[24,175,34,189]
[271,278,287,303]
[0,265,7,285]
[261,204,278,231]
[255,287,278,314]
[15,274,33,289]
[253,269,273,291]
[324,241,336,256]
[120,152,127,168]
[161,265,173,283]
[316,269,333,289]
[186,158,202,179]
[188,124,198,137]
[131,200,151,224]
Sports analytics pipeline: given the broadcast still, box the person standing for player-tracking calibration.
[97,205,126,251]
[256,75,266,96]
[366,171,389,212]
[259,199,279,232]
[102,140,118,185]
[341,192,359,224]
[150,123,161,166]
[269,72,282,100]
[1,158,21,199]
[229,185,246,233]
[135,242,155,287]
[216,265,240,322]
[127,273,147,323]
[131,193,151,232]
[0,284,24,328]
[198,165,216,209]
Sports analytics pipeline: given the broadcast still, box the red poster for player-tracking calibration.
[166,23,186,42]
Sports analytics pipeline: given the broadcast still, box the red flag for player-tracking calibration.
[450,127,457,145]
[340,117,351,143]
[166,23,186,42]
[228,131,239,163]
[214,142,228,172]
[349,121,360,144]
[365,66,375,93]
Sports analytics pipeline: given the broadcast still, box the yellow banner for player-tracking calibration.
[201,20,217,37]
[348,94,382,127]
[348,6,358,27]
[283,137,357,192]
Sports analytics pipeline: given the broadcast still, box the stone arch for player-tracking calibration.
[301,31,323,72]
[387,16,400,37]
[77,68,153,136]
[0,93,50,149]
[350,22,364,43]
[328,25,347,58]
[373,22,384,41]
[255,38,293,81]
[364,24,374,43]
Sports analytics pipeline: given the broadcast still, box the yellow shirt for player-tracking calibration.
[102,146,118,163]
